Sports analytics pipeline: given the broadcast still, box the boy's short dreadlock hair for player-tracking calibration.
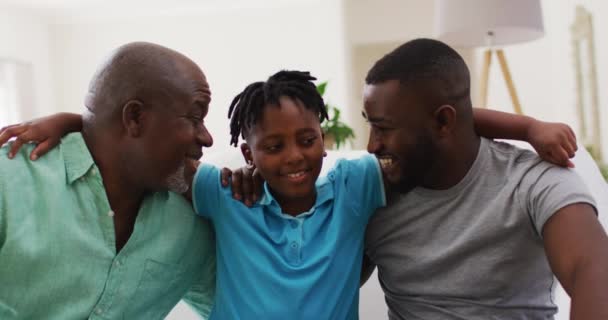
[228,70,329,147]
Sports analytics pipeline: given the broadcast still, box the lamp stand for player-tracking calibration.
[479,49,523,115]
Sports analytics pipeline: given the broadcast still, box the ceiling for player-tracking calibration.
[0,0,312,22]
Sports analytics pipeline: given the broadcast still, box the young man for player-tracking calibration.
[0,42,215,319]
[362,38,608,319]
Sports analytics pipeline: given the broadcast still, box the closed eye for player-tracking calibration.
[266,144,282,152]
[372,124,392,131]
[187,115,204,126]
[301,136,317,146]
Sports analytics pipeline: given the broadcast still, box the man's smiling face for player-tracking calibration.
[363,79,437,192]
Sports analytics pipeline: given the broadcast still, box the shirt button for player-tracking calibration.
[95,307,103,315]
[290,221,298,228]
[290,242,299,249]
[107,210,115,217]
[114,260,121,267]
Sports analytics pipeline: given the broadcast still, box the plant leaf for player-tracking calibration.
[316,82,327,96]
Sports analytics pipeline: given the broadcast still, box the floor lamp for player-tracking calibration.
[435,0,545,115]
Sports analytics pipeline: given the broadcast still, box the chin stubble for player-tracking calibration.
[166,163,189,194]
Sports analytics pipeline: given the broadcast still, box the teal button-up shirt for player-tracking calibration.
[0,133,215,320]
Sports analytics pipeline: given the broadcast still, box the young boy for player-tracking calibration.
[0,70,577,319]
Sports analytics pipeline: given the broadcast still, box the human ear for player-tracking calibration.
[122,100,146,137]
[240,143,254,166]
[433,105,457,136]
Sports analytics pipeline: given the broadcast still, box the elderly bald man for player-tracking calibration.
[0,42,216,319]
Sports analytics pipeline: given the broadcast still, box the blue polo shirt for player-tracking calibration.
[192,154,385,319]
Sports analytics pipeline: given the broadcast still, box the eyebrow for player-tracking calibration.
[192,101,209,116]
[258,127,318,141]
[295,128,318,135]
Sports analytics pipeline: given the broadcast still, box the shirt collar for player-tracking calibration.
[256,175,334,215]
[60,133,96,184]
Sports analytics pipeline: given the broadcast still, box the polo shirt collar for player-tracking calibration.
[257,175,334,215]
[60,133,96,184]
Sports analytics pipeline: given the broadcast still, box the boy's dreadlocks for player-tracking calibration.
[228,70,329,147]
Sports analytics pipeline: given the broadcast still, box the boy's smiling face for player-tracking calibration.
[242,96,325,214]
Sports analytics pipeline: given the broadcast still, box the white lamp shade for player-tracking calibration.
[435,0,545,47]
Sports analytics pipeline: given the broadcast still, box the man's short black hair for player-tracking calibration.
[365,38,470,105]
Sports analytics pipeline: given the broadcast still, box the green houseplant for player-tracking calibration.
[316,81,355,149]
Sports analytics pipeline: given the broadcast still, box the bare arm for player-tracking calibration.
[473,108,577,167]
[0,112,82,160]
[543,203,608,320]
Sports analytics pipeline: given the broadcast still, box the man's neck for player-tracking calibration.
[421,134,481,190]
[82,130,144,251]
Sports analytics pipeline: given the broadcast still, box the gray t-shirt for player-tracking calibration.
[365,138,597,320]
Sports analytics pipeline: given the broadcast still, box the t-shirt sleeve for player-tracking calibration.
[523,165,597,237]
[192,164,223,219]
[336,154,386,216]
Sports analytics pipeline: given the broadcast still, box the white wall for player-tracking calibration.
[346,0,434,45]
[0,7,54,124]
[48,0,350,149]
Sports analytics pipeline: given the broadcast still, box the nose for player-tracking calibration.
[285,144,304,165]
[197,124,213,148]
[367,129,381,154]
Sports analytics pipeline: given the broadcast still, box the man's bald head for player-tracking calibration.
[81,42,213,194]
[84,41,210,126]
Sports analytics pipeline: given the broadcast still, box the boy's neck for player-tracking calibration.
[274,191,317,217]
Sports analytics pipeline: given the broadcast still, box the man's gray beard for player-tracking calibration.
[166,163,189,194]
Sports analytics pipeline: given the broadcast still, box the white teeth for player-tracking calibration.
[287,171,306,178]
[379,158,393,169]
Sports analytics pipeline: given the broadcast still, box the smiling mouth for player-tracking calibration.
[377,157,396,171]
[282,169,311,182]
[287,171,306,178]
